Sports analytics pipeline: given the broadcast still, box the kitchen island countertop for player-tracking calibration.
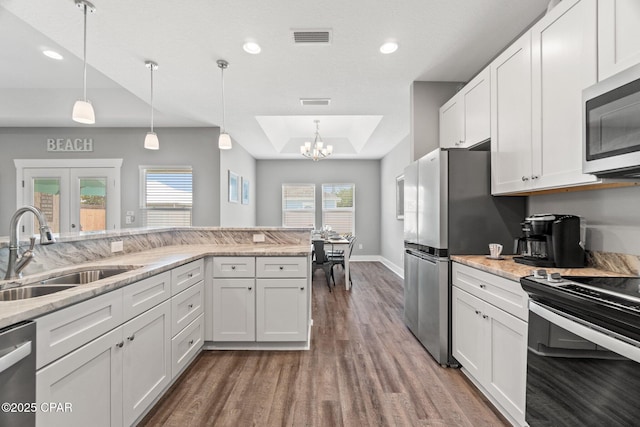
[0,243,311,330]
[451,255,627,282]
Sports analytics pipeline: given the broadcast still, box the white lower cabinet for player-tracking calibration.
[452,264,528,427]
[256,278,307,341]
[36,327,123,427]
[212,278,256,341]
[122,300,171,426]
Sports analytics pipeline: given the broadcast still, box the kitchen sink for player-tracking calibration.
[0,285,77,301]
[39,267,139,285]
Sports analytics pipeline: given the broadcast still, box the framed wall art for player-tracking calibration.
[228,170,239,203]
[241,177,250,205]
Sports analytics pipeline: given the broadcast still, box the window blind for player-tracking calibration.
[141,168,193,227]
[322,183,354,234]
[282,184,315,228]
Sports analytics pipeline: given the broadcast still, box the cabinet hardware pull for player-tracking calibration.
[248,287,252,291]
[188,339,194,346]
[188,303,194,309]
[187,273,193,278]
[475,310,481,315]
[531,175,539,180]
[300,287,305,291]
[521,176,529,181]
[479,284,486,289]
[127,335,135,341]
[482,314,489,319]
[231,265,236,270]
[279,266,284,270]
[116,341,124,348]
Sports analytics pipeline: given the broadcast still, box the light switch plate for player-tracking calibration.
[111,241,124,253]
[253,234,265,243]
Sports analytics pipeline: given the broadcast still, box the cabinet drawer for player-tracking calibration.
[36,289,124,369]
[256,257,308,278]
[171,259,204,295]
[171,314,204,378]
[171,281,204,337]
[452,263,528,321]
[123,271,171,321]
[213,257,256,277]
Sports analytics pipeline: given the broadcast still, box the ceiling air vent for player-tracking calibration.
[300,98,331,106]
[291,29,332,45]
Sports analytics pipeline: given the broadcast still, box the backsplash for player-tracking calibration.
[0,227,310,278]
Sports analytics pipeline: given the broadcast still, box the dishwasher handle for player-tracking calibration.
[0,341,32,374]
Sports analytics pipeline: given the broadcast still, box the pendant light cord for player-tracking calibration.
[221,65,226,133]
[150,65,154,132]
[82,3,88,102]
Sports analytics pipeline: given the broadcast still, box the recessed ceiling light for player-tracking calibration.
[243,42,261,54]
[43,50,64,60]
[379,42,398,54]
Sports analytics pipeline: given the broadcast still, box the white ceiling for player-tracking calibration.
[0,0,549,159]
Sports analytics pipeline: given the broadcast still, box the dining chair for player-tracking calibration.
[328,236,356,287]
[312,240,333,291]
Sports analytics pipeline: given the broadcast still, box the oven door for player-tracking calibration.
[526,301,640,427]
[583,62,640,177]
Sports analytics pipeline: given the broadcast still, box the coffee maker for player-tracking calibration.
[514,214,586,268]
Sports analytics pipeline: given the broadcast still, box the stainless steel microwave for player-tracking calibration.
[583,63,640,177]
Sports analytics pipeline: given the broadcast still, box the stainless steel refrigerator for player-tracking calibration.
[403,148,524,366]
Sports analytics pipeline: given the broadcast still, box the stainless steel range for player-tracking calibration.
[520,271,640,427]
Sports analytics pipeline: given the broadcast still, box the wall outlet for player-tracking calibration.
[111,241,124,253]
[253,234,265,243]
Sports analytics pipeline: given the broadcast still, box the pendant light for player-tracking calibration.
[72,0,96,124]
[144,61,159,150]
[217,59,232,150]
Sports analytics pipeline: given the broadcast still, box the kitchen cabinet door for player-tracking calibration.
[452,286,487,381]
[122,300,171,426]
[531,0,599,190]
[462,67,490,147]
[439,95,463,148]
[490,32,533,194]
[36,327,124,427]
[212,278,256,341]
[599,0,640,80]
[256,278,308,341]
[484,299,527,427]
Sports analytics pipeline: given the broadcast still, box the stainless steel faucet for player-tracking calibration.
[4,206,56,280]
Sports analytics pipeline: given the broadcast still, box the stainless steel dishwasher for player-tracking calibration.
[0,321,36,427]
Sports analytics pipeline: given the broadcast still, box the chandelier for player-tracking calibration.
[300,120,333,161]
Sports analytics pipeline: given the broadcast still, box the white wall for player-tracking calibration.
[380,136,410,276]
[529,185,640,255]
[0,127,221,229]
[220,138,256,226]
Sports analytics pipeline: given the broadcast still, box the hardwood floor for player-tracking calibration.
[140,262,509,427]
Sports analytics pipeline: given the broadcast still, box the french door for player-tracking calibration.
[15,159,121,237]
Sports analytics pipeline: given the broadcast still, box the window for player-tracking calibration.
[322,183,354,234]
[140,167,193,227]
[282,184,315,228]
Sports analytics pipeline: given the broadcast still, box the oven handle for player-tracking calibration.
[530,301,640,363]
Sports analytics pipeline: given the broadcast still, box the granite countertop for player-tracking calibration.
[0,243,311,329]
[451,255,626,282]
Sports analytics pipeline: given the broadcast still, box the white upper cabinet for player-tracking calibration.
[531,0,599,190]
[440,67,490,149]
[490,32,533,194]
[462,67,491,146]
[598,0,640,81]
[439,96,463,148]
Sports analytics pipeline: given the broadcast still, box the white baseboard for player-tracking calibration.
[349,255,404,279]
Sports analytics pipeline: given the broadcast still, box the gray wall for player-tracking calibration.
[411,81,461,161]
[0,127,221,228]
[528,185,640,255]
[220,139,256,226]
[380,135,410,274]
[255,159,381,256]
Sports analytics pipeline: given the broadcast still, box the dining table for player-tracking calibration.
[312,236,352,290]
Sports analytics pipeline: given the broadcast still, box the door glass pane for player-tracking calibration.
[33,178,60,233]
[79,177,106,231]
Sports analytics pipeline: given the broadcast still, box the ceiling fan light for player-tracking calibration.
[219,132,232,150]
[72,100,95,124]
[144,131,159,150]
